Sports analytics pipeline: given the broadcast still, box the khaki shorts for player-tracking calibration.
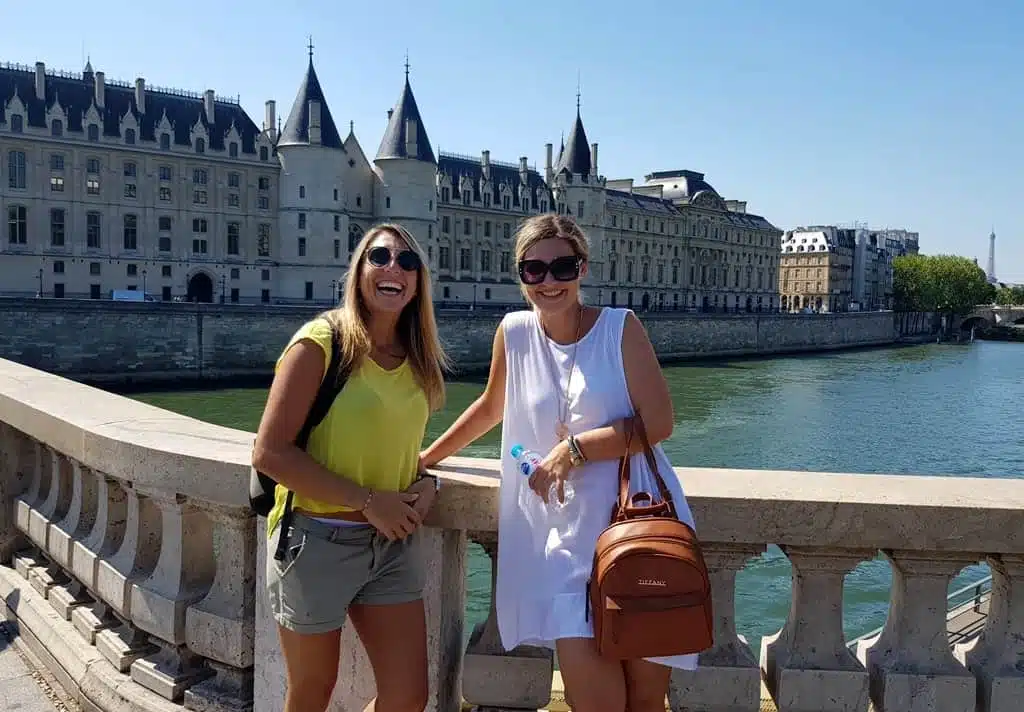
[266,513,424,634]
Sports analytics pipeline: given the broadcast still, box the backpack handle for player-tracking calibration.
[614,412,677,523]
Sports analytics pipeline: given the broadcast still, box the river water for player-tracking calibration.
[130,339,1023,649]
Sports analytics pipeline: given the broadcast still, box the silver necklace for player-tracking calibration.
[539,305,584,441]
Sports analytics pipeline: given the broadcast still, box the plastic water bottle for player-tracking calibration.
[510,444,574,510]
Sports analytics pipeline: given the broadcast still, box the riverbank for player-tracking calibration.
[979,324,1024,342]
[0,298,935,386]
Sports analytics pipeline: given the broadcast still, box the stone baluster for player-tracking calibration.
[0,422,30,562]
[670,543,765,712]
[24,449,72,597]
[47,460,99,619]
[94,484,161,672]
[12,440,48,582]
[28,449,71,551]
[955,554,1024,712]
[129,488,216,702]
[184,502,257,712]
[462,532,554,712]
[15,440,49,538]
[70,473,127,643]
[857,550,978,712]
[760,547,872,712]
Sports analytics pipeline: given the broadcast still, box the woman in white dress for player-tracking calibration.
[421,214,696,712]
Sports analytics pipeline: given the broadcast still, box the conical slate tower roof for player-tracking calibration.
[278,59,344,149]
[555,109,591,176]
[376,76,435,164]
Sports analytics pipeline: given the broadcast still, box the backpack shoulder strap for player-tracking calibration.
[274,324,349,561]
[294,326,347,450]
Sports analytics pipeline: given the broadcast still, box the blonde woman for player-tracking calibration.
[252,223,448,712]
[421,214,697,712]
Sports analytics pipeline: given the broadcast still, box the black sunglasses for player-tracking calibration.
[517,255,583,285]
[367,245,421,272]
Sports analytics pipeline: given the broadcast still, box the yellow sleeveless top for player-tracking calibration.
[265,317,429,536]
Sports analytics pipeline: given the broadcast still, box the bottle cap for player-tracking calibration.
[510,444,523,458]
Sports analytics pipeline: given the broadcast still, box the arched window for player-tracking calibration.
[348,224,363,252]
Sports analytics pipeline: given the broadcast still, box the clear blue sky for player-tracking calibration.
[5,1,1021,281]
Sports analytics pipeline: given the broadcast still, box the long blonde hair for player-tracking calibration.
[513,214,591,304]
[323,222,449,410]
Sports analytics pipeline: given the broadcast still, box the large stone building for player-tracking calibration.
[780,224,906,312]
[779,226,856,313]
[1,54,782,310]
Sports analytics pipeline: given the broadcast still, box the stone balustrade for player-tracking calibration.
[1,356,1023,712]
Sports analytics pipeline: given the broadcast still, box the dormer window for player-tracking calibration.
[260,146,268,161]
[10,115,23,133]
[125,128,136,145]
[229,142,238,158]
[88,124,99,141]
[51,120,63,137]
[160,133,170,150]
[195,138,206,154]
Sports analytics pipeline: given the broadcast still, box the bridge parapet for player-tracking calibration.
[961,305,1024,330]
[1,356,1023,712]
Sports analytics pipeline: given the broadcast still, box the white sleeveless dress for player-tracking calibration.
[495,307,699,670]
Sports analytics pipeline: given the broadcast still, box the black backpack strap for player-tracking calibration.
[273,326,348,561]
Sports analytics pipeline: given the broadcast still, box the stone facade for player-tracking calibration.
[0,299,930,385]
[2,55,781,311]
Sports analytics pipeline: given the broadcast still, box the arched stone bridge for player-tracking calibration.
[959,305,1024,331]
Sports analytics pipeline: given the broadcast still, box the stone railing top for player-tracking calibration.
[2,357,1023,552]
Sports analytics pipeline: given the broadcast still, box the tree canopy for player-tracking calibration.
[893,254,996,316]
[994,284,1024,306]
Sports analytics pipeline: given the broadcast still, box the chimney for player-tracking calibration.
[591,143,599,176]
[34,62,45,100]
[481,150,491,179]
[405,118,417,157]
[265,100,276,135]
[308,100,321,144]
[94,71,105,109]
[134,77,145,114]
[544,143,553,184]
[519,156,529,181]
[204,90,215,124]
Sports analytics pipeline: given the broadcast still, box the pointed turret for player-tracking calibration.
[555,109,591,176]
[278,56,343,149]
[375,73,435,164]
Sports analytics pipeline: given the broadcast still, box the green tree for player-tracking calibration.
[893,254,995,316]
[995,285,1024,305]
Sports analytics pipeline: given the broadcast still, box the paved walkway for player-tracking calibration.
[0,622,69,712]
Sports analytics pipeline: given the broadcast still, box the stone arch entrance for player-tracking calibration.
[187,272,214,303]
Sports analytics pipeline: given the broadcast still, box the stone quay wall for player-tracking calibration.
[0,298,933,385]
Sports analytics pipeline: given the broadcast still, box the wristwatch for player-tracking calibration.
[566,435,587,468]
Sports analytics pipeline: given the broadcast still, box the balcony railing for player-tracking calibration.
[1,355,1022,712]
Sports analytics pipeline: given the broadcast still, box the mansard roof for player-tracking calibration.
[278,59,344,150]
[555,110,591,176]
[376,77,435,163]
[438,152,551,210]
[0,62,262,153]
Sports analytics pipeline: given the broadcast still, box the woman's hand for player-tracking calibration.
[361,490,422,541]
[404,476,438,521]
[527,440,574,504]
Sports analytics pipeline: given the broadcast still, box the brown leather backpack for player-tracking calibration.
[586,414,713,660]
